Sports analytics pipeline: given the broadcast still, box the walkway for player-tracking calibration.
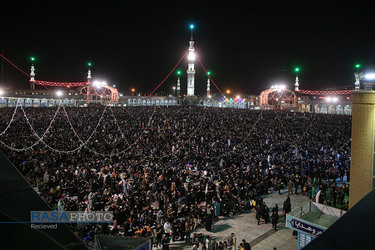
[165,189,309,249]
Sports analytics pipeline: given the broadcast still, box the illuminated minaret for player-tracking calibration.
[30,57,36,90]
[87,62,92,84]
[294,67,300,91]
[187,24,196,96]
[177,70,181,97]
[354,64,362,90]
[207,72,211,97]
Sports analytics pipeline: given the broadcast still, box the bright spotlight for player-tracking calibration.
[271,85,286,90]
[56,90,63,97]
[93,80,108,87]
[188,51,195,61]
[332,97,338,102]
[0,89,4,95]
[364,73,375,80]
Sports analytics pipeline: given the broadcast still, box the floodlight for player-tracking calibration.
[56,90,63,97]
[364,73,375,80]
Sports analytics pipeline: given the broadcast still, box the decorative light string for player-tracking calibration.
[147,49,189,96]
[190,108,263,159]
[0,101,62,151]
[0,99,21,136]
[195,51,225,97]
[108,106,132,148]
[62,105,156,157]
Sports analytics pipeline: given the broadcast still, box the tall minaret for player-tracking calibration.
[294,67,300,91]
[30,57,35,90]
[177,70,181,97]
[87,62,92,84]
[187,24,196,96]
[294,75,299,91]
[206,72,211,97]
[354,64,362,90]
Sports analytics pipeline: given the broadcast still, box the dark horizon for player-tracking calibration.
[1,1,375,96]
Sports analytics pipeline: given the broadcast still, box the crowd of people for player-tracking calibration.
[0,105,351,248]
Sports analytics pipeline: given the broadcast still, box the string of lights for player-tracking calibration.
[62,106,157,157]
[0,99,21,136]
[147,49,189,96]
[108,106,132,148]
[34,80,87,87]
[195,52,225,97]
[0,102,62,151]
[0,52,30,78]
[297,90,352,95]
[190,108,263,159]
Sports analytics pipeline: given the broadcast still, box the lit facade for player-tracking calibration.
[349,91,375,208]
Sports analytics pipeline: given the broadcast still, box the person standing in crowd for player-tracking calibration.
[162,234,169,250]
[164,220,171,238]
[242,239,251,250]
[263,203,270,224]
[271,210,279,231]
[255,204,261,225]
[288,179,293,195]
[283,196,291,217]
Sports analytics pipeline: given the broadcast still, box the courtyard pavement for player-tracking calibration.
[164,189,309,250]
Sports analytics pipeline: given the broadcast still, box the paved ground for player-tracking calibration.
[162,189,309,250]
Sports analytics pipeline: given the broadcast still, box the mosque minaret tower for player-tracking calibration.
[187,25,196,96]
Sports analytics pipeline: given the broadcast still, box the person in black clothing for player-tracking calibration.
[283,196,291,217]
[271,210,279,231]
[205,204,213,231]
[242,239,251,250]
[255,204,261,225]
[263,204,269,224]
[272,204,278,214]
[162,234,169,250]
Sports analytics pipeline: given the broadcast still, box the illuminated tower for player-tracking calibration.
[187,25,196,96]
[30,57,35,90]
[354,64,362,90]
[87,62,92,84]
[177,71,181,97]
[294,67,300,91]
[207,72,211,97]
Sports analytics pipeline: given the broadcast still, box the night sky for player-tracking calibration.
[1,1,375,96]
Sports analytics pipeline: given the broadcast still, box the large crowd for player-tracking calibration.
[0,106,351,248]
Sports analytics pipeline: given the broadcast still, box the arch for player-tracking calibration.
[80,84,119,102]
[259,88,297,106]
